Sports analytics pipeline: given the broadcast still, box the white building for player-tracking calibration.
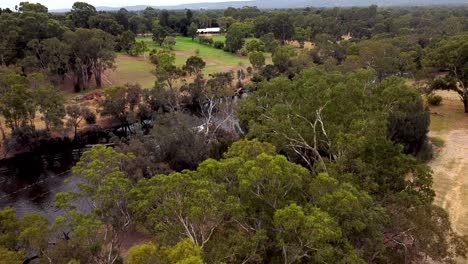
[197,27,221,34]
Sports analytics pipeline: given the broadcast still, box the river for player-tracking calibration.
[0,148,88,221]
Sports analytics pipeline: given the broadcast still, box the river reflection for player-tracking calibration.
[0,148,87,221]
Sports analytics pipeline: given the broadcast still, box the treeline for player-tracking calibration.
[1,2,468,264]
[2,68,467,262]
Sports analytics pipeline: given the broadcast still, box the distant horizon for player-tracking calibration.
[0,0,252,10]
[1,0,466,12]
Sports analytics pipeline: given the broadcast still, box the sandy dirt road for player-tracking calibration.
[429,129,468,235]
[429,92,468,237]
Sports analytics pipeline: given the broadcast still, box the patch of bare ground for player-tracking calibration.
[118,230,152,259]
[428,91,468,240]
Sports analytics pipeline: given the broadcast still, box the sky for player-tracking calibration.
[0,0,249,10]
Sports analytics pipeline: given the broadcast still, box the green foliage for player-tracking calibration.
[245,39,265,52]
[127,242,159,264]
[162,36,177,50]
[118,30,136,52]
[425,34,468,111]
[70,2,97,28]
[127,240,203,264]
[248,51,265,70]
[150,49,183,90]
[273,204,355,263]
[260,33,280,53]
[184,56,206,75]
[152,20,169,46]
[64,145,135,232]
[129,41,148,56]
[100,84,143,129]
[272,46,295,72]
[65,104,93,138]
[188,22,198,40]
[225,22,251,53]
[270,12,295,43]
[213,41,224,49]
[379,77,430,154]
[426,94,442,106]
[34,85,65,130]
[0,247,25,264]
[88,13,123,36]
[63,28,116,89]
[0,73,35,131]
[430,136,445,148]
[294,27,308,48]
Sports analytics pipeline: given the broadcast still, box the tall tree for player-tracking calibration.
[152,20,169,46]
[426,34,468,112]
[34,85,66,131]
[225,22,250,53]
[188,22,198,40]
[270,12,295,44]
[99,84,143,132]
[69,2,97,28]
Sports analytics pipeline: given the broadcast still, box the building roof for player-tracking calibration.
[197,27,221,33]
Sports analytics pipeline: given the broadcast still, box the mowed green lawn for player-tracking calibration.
[136,36,251,73]
[108,36,273,89]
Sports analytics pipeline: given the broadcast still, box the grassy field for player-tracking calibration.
[107,54,155,88]
[136,36,251,73]
[106,36,274,89]
[429,99,467,132]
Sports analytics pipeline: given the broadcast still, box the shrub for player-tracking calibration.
[427,94,442,106]
[214,41,225,49]
[416,140,433,162]
[83,109,97,124]
[238,47,248,56]
[246,39,265,52]
[430,136,445,147]
[198,37,213,46]
[162,36,176,50]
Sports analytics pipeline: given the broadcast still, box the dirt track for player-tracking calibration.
[430,129,468,235]
[429,92,468,237]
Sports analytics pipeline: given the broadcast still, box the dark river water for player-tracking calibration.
[0,148,88,221]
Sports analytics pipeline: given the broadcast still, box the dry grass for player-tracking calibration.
[428,91,468,239]
[106,54,155,89]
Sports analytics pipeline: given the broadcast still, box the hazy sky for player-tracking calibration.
[1,0,249,10]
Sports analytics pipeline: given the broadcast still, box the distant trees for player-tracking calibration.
[225,22,251,53]
[426,34,468,112]
[100,84,143,132]
[69,2,97,28]
[248,51,265,70]
[162,36,176,50]
[0,71,65,133]
[245,39,265,52]
[117,30,136,52]
[270,12,295,44]
[35,85,66,131]
[89,13,123,36]
[152,20,169,46]
[188,22,198,40]
[129,41,148,57]
[63,28,116,90]
[272,46,295,72]
[66,104,94,138]
[184,56,206,76]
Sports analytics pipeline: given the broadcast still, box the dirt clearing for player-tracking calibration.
[428,91,468,236]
